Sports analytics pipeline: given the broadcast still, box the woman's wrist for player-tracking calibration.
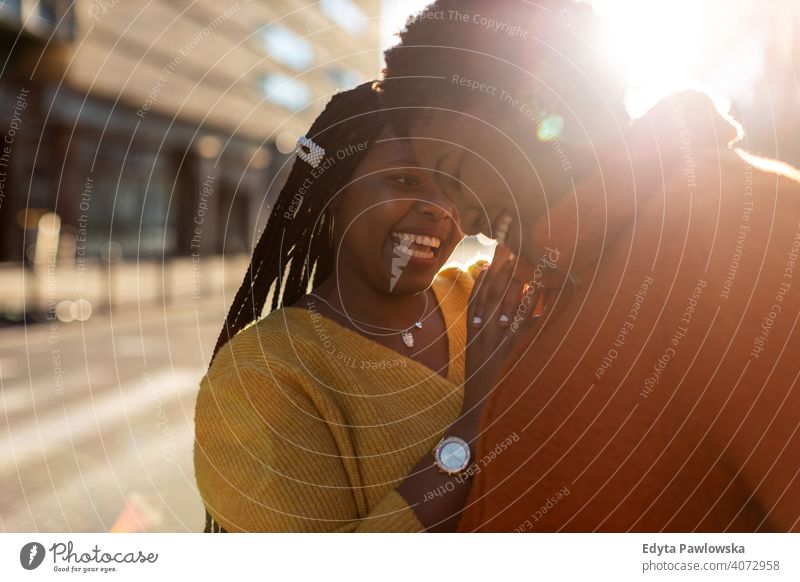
[395,401,484,531]
[452,401,483,442]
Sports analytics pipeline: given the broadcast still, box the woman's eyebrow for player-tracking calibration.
[385,157,419,166]
[434,150,460,188]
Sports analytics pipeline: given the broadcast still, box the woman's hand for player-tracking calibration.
[463,245,543,412]
[397,245,547,532]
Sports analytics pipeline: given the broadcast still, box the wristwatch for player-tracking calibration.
[432,435,472,476]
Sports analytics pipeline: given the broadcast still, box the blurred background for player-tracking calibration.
[0,0,798,532]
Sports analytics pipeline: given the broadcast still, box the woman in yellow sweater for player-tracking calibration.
[194,82,536,532]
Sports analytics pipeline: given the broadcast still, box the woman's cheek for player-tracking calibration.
[368,197,417,224]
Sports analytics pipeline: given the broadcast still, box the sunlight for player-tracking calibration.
[592,0,768,117]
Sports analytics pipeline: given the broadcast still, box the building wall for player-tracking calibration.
[67,0,382,138]
[0,0,382,266]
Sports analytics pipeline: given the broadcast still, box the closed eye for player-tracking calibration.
[391,174,420,187]
[443,178,462,202]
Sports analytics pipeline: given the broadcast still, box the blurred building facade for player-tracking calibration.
[2,0,799,286]
[0,0,381,266]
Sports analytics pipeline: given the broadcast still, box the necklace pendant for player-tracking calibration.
[401,330,414,348]
[414,321,422,329]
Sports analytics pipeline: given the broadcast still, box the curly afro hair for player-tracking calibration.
[378,0,625,133]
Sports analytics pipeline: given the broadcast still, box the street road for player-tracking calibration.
[0,294,232,532]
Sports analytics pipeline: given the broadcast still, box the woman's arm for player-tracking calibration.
[194,348,485,532]
[397,247,541,531]
[195,363,428,532]
[195,253,536,532]
[394,404,483,531]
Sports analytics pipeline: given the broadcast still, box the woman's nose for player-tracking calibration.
[416,190,457,221]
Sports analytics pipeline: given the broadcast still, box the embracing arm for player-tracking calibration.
[194,362,491,532]
[195,364,425,532]
[194,258,528,533]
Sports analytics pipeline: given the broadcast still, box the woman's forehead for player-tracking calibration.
[365,134,417,165]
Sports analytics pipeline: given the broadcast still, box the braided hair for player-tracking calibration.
[203,81,384,533]
[209,81,385,367]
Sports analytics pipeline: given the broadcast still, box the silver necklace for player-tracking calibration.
[309,291,428,348]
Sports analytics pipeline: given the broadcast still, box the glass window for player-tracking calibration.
[0,0,21,15]
[260,24,314,71]
[39,0,57,25]
[325,66,364,89]
[76,141,176,258]
[320,0,367,36]
[260,74,311,111]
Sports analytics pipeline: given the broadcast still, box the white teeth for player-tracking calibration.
[494,214,512,244]
[390,232,442,249]
[495,225,509,244]
[394,243,434,259]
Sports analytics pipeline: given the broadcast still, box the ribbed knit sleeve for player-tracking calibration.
[194,363,425,532]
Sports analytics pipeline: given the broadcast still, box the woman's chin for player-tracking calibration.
[378,239,445,294]
[382,267,442,296]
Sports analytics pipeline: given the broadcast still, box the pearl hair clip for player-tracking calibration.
[296,135,325,168]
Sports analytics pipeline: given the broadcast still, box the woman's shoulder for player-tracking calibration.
[430,258,487,319]
[205,306,323,382]
[434,259,488,293]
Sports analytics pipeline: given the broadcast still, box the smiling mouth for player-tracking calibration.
[390,231,443,260]
[493,212,513,245]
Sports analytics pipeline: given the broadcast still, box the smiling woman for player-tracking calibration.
[193,81,508,532]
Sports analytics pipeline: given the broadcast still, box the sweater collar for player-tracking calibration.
[283,271,468,388]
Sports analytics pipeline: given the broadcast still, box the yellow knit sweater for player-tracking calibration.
[193,265,477,532]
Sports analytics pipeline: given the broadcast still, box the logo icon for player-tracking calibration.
[20,542,46,570]
[389,238,412,292]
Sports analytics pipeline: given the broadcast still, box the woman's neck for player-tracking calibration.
[312,274,431,331]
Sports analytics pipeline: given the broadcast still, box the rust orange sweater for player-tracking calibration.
[458,92,800,532]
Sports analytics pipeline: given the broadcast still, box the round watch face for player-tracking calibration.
[437,437,470,473]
